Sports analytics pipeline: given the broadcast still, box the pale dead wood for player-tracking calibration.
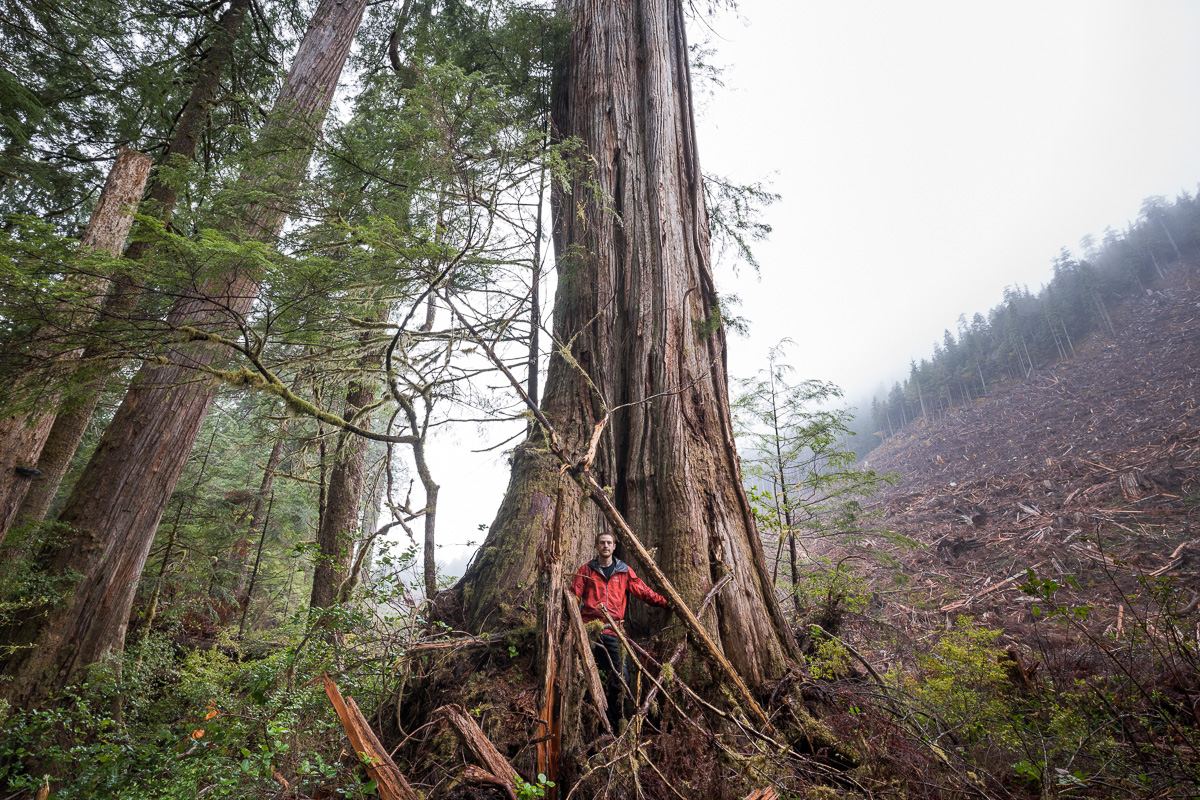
[322,673,419,800]
[536,483,566,790]
[743,787,779,800]
[437,703,521,786]
[563,585,611,732]
[402,636,497,655]
[939,562,1043,612]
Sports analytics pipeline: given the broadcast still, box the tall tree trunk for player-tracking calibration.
[0,147,152,541]
[0,0,370,706]
[229,430,287,619]
[1159,219,1183,263]
[310,375,376,610]
[458,0,794,687]
[11,0,253,532]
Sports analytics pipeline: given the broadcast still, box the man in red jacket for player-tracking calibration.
[570,530,669,729]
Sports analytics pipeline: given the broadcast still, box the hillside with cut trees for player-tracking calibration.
[863,192,1200,458]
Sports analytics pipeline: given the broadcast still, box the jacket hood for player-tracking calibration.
[588,558,628,576]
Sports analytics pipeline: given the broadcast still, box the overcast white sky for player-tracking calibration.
[426,0,1200,579]
[702,0,1200,400]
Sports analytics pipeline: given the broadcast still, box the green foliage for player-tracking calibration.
[705,174,777,275]
[1,629,330,797]
[806,632,851,681]
[735,341,897,618]
[902,619,1011,744]
[887,614,1161,795]
[516,773,555,799]
[0,0,287,230]
[0,595,419,798]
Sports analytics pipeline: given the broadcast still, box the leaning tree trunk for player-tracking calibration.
[310,375,376,610]
[459,0,795,687]
[0,0,370,707]
[0,147,152,540]
[11,0,254,533]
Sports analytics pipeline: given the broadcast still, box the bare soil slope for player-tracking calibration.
[857,263,1200,653]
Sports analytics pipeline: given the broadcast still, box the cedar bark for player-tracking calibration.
[12,0,253,531]
[0,0,370,706]
[0,147,152,540]
[310,375,376,609]
[459,0,794,686]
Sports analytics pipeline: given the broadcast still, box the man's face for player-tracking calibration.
[597,535,615,559]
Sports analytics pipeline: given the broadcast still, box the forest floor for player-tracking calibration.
[844,261,1200,677]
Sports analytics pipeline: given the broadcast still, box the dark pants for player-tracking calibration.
[593,632,626,729]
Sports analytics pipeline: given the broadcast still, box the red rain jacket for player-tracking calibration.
[570,558,668,632]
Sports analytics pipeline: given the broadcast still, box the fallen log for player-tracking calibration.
[321,673,419,800]
[402,635,497,656]
[436,703,521,787]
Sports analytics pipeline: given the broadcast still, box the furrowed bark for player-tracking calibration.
[0,0,370,706]
[0,146,152,541]
[12,0,253,531]
[457,0,795,688]
[311,372,376,610]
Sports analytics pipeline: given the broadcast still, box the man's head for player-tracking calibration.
[595,531,616,563]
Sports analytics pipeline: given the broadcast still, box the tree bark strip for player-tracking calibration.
[536,485,565,788]
[563,585,610,732]
[0,0,370,706]
[437,704,521,787]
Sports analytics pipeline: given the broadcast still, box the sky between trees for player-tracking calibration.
[700,0,1200,398]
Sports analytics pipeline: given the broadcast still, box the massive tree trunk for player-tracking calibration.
[0,147,152,540]
[0,0,370,706]
[11,0,254,532]
[459,0,794,686]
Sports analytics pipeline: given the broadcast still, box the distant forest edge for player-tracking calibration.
[851,191,1200,458]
